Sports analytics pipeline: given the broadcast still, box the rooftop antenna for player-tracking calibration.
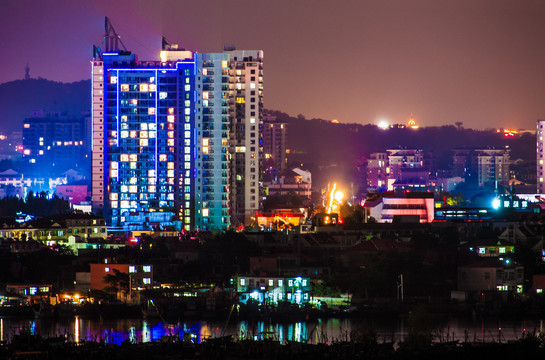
[94,17,127,60]
[25,63,30,80]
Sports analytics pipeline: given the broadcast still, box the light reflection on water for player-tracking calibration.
[0,317,544,345]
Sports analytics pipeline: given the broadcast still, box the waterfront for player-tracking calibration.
[1,316,544,345]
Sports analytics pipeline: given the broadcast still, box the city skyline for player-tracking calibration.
[2,0,545,130]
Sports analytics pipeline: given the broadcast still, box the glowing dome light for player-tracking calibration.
[378,120,389,129]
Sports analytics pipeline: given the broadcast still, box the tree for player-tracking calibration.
[103,269,130,298]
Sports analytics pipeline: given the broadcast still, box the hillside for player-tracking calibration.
[0,79,90,133]
[267,110,535,191]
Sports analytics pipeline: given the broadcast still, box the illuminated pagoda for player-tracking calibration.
[407,113,418,129]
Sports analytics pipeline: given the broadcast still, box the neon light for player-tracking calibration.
[116,70,120,148]
[116,70,120,182]
[102,52,119,56]
[155,69,158,185]
[91,63,94,149]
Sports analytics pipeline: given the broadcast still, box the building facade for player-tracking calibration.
[22,111,89,170]
[228,49,264,227]
[263,114,287,172]
[366,152,388,189]
[452,148,510,188]
[91,21,262,231]
[538,120,545,193]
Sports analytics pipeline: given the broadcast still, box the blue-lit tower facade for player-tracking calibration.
[92,50,198,230]
[92,19,260,231]
[194,53,231,230]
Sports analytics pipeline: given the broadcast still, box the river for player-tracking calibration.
[1,316,544,345]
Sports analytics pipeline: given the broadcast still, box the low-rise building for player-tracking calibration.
[363,192,435,223]
[457,258,523,297]
[90,263,154,292]
[0,213,107,243]
[233,275,311,305]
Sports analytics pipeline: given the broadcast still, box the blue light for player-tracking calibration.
[492,198,501,210]
[102,52,119,56]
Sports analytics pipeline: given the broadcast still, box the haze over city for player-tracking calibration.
[2,0,545,129]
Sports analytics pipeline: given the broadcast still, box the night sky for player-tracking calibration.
[2,0,545,129]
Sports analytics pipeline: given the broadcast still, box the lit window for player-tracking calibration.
[268,279,274,287]
[143,278,151,285]
[149,84,156,92]
[278,279,283,287]
[478,248,485,254]
[121,84,129,91]
[240,278,246,286]
[203,209,209,217]
[105,267,110,272]
[129,266,136,273]
[148,108,156,115]
[139,84,149,92]
[143,266,151,273]
[110,76,118,84]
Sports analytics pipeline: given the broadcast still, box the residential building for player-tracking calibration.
[263,115,287,171]
[55,183,90,206]
[475,148,510,187]
[363,192,435,223]
[386,149,423,189]
[5,284,54,305]
[538,120,545,193]
[22,110,89,169]
[91,19,262,231]
[266,168,311,199]
[0,213,107,243]
[233,275,310,305]
[0,169,25,198]
[452,148,510,188]
[366,152,388,189]
[90,263,153,291]
[458,258,523,296]
[228,48,264,227]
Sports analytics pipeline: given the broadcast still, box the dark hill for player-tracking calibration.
[0,79,90,133]
[267,110,534,190]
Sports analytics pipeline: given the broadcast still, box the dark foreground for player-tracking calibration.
[2,331,545,360]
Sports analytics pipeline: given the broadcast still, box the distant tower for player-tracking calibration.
[25,63,30,80]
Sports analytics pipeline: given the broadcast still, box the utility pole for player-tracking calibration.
[397,274,404,303]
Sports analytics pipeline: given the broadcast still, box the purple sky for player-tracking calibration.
[1,0,545,129]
